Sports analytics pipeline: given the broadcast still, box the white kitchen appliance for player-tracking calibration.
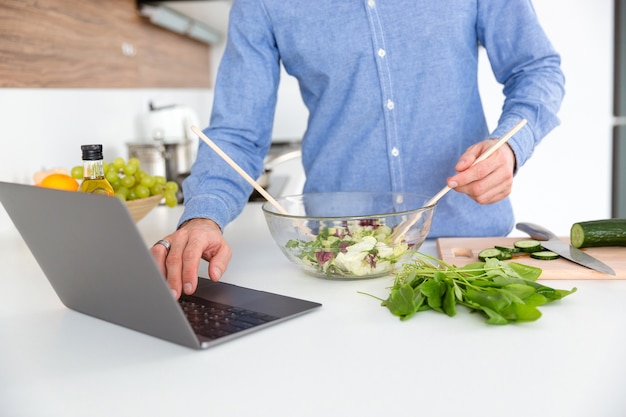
[138,102,200,144]
[130,103,201,200]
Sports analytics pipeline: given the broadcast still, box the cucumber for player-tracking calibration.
[498,251,513,260]
[478,238,562,263]
[514,239,543,253]
[478,248,504,261]
[478,248,513,261]
[494,245,521,254]
[570,218,626,248]
[530,251,560,260]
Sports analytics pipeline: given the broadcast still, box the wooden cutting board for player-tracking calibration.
[436,237,626,279]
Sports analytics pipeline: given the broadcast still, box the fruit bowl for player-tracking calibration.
[262,191,436,279]
[125,194,163,223]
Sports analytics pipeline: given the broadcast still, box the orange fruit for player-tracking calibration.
[33,167,69,185]
[38,173,79,191]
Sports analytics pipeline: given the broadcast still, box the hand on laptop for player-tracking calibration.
[150,218,232,299]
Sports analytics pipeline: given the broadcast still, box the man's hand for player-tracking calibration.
[150,218,232,299]
[446,139,517,205]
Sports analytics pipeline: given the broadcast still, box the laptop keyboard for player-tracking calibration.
[179,296,279,340]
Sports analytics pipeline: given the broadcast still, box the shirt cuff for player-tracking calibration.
[177,194,234,231]
[491,116,535,171]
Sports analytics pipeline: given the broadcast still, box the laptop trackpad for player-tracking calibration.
[194,278,318,318]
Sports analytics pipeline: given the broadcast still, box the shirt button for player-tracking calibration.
[368,0,375,8]
[378,48,386,58]
[386,99,395,110]
[391,147,400,157]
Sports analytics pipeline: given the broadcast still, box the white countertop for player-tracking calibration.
[2,203,626,417]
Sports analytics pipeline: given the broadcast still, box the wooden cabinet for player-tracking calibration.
[0,0,211,88]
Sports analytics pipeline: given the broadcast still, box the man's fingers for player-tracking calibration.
[164,237,186,298]
[207,244,232,282]
[448,140,515,204]
[149,219,230,299]
[150,243,169,278]
[180,236,206,295]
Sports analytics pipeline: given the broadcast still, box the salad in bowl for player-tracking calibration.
[262,191,436,279]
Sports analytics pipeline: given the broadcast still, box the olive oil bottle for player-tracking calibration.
[79,144,114,196]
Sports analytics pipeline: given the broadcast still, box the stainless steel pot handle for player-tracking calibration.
[263,150,302,171]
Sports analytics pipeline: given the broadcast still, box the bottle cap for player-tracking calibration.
[81,144,104,161]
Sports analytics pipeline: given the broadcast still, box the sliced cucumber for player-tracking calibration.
[477,248,513,261]
[514,239,543,253]
[478,248,504,261]
[498,251,513,260]
[494,245,521,254]
[530,251,560,260]
[570,218,626,248]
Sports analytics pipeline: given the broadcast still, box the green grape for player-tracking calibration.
[105,169,120,184]
[154,175,167,185]
[134,184,150,199]
[127,188,138,201]
[141,175,156,188]
[121,174,136,188]
[150,184,163,196]
[164,191,178,208]
[70,165,83,180]
[112,157,126,171]
[127,157,140,166]
[116,186,129,198]
[123,163,137,176]
[164,181,179,193]
[109,176,122,191]
[134,170,146,182]
[102,161,109,172]
[114,192,127,202]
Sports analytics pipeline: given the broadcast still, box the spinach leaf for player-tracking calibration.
[442,283,457,317]
[383,282,416,319]
[376,253,576,325]
[419,275,446,312]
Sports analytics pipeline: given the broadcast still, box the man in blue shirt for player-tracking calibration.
[151,0,565,299]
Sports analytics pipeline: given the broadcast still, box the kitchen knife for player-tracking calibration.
[516,222,616,275]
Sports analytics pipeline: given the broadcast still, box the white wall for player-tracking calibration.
[0,0,614,238]
[502,0,614,236]
[0,89,214,183]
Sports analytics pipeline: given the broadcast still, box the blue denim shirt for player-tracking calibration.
[181,0,565,237]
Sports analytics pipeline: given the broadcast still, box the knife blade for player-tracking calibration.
[515,222,616,275]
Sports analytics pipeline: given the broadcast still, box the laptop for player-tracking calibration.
[0,181,321,350]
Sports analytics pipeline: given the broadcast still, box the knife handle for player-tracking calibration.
[515,222,558,241]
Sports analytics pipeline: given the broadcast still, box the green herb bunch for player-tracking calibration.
[378,253,577,324]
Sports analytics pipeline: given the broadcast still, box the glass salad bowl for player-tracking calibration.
[262,191,436,279]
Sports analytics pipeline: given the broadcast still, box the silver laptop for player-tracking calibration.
[0,181,321,350]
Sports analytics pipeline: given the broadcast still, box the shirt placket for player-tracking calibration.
[363,0,404,191]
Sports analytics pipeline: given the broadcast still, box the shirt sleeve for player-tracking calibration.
[179,0,281,230]
[477,0,566,170]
